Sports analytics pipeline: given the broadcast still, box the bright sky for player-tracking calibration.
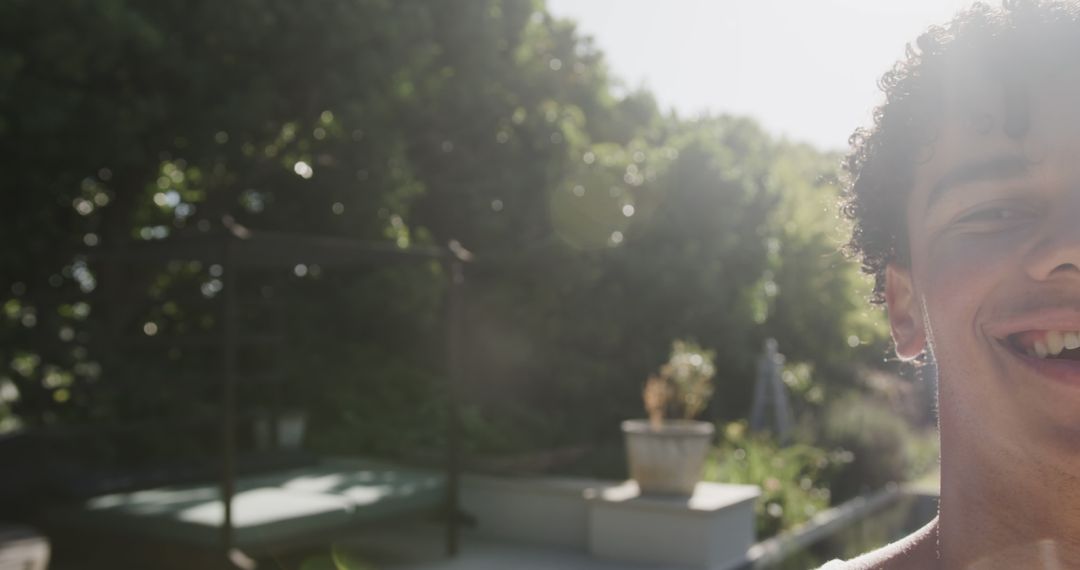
[547,0,985,151]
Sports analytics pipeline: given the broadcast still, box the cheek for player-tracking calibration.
[917,231,1027,342]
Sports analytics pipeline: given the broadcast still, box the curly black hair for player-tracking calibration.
[842,0,1080,304]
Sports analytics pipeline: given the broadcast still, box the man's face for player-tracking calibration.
[889,70,1080,462]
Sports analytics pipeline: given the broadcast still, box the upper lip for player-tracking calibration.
[983,306,1080,341]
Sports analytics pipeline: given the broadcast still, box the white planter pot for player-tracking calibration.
[622,419,715,496]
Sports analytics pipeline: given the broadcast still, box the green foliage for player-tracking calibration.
[706,389,936,541]
[0,0,896,492]
[760,143,890,404]
[705,421,849,539]
[820,393,937,502]
[0,0,452,431]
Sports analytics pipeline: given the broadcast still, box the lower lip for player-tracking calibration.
[1005,343,1080,387]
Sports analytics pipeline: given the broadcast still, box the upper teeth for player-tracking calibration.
[1032,331,1080,358]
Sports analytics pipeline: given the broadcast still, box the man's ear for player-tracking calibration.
[885,263,926,361]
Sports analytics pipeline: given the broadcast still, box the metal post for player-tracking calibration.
[444,258,465,557]
[220,239,237,555]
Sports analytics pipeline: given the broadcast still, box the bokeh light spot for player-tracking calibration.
[294,161,314,179]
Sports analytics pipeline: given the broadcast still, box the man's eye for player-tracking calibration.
[955,206,1029,224]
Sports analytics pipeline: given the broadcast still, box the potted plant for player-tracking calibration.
[622,340,717,496]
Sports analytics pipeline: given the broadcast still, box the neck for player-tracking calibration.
[939,426,1080,569]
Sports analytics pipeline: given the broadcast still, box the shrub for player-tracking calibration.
[821,394,935,501]
[705,421,849,539]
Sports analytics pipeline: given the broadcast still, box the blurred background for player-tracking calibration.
[0,1,963,568]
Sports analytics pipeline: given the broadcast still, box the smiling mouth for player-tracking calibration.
[1007,330,1080,360]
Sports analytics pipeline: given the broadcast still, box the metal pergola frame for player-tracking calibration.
[85,216,469,560]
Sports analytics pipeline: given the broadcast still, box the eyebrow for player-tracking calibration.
[925,155,1031,212]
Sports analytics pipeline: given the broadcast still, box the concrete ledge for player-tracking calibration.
[461,474,607,549]
[587,482,760,570]
[587,481,760,514]
[461,474,761,569]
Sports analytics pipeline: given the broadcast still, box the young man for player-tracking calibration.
[826,1,1080,568]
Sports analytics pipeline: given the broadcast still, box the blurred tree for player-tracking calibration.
[0,0,889,467]
[0,0,456,440]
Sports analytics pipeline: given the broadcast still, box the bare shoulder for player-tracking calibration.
[823,518,939,570]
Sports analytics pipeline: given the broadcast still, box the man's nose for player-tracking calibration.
[1024,195,1080,281]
